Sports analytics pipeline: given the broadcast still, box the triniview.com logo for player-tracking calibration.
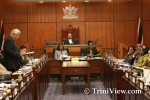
[84,88,142,94]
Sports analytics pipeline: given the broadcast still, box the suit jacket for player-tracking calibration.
[2,36,20,71]
[54,50,68,59]
[20,55,29,66]
[124,54,134,64]
[82,47,98,56]
[63,38,78,45]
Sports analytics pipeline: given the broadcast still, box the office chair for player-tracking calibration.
[45,41,58,46]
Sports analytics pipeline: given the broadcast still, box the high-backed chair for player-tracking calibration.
[85,40,97,44]
[61,25,80,44]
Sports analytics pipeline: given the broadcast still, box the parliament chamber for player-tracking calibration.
[1,0,150,100]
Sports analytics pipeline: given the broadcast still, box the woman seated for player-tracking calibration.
[124,46,135,64]
[135,46,149,67]
[0,54,12,75]
[83,41,99,57]
[54,43,68,59]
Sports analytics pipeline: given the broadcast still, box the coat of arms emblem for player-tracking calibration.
[63,5,78,19]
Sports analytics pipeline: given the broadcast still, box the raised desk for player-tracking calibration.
[14,78,34,100]
[45,44,102,58]
[102,60,125,100]
[33,61,50,100]
[62,61,90,95]
[123,77,150,100]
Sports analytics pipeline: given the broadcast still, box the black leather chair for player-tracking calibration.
[45,41,58,46]
[85,40,97,44]
[80,46,88,56]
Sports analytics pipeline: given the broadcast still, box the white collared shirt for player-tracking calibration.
[68,39,73,44]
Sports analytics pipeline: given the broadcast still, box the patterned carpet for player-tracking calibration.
[43,77,111,100]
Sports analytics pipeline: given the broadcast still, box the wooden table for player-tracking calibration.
[61,61,90,95]
[48,58,102,81]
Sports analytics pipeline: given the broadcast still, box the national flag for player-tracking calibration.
[0,20,5,51]
[136,16,144,45]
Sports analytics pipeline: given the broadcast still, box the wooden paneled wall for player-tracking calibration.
[0,0,150,57]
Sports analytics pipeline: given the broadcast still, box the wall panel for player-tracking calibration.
[114,0,142,21]
[1,0,150,58]
[114,21,137,47]
[28,3,56,22]
[86,22,114,48]
[0,0,27,23]
[28,23,56,49]
[4,23,27,48]
[143,0,150,20]
[56,2,85,22]
[143,21,150,47]
[85,2,113,21]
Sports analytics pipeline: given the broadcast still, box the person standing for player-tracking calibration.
[2,29,21,72]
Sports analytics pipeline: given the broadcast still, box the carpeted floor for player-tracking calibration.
[43,77,111,100]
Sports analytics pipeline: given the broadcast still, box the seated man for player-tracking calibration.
[63,33,78,45]
[54,43,68,59]
[19,45,30,66]
[0,54,12,75]
[82,41,99,57]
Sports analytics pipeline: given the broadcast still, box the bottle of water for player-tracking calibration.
[18,74,22,82]
[2,86,7,96]
[11,78,16,88]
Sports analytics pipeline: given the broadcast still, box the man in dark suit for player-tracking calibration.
[2,29,21,72]
[82,41,99,57]
[63,33,78,45]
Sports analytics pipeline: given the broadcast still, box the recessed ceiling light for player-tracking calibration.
[108,0,112,2]
[39,1,44,3]
[62,1,66,2]
[85,0,89,2]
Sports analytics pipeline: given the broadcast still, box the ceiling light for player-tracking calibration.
[39,1,44,3]
[62,1,66,2]
[108,0,112,2]
[85,0,89,2]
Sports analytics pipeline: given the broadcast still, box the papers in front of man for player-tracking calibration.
[25,52,34,55]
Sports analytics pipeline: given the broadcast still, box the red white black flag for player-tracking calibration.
[136,17,144,45]
[0,20,5,51]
